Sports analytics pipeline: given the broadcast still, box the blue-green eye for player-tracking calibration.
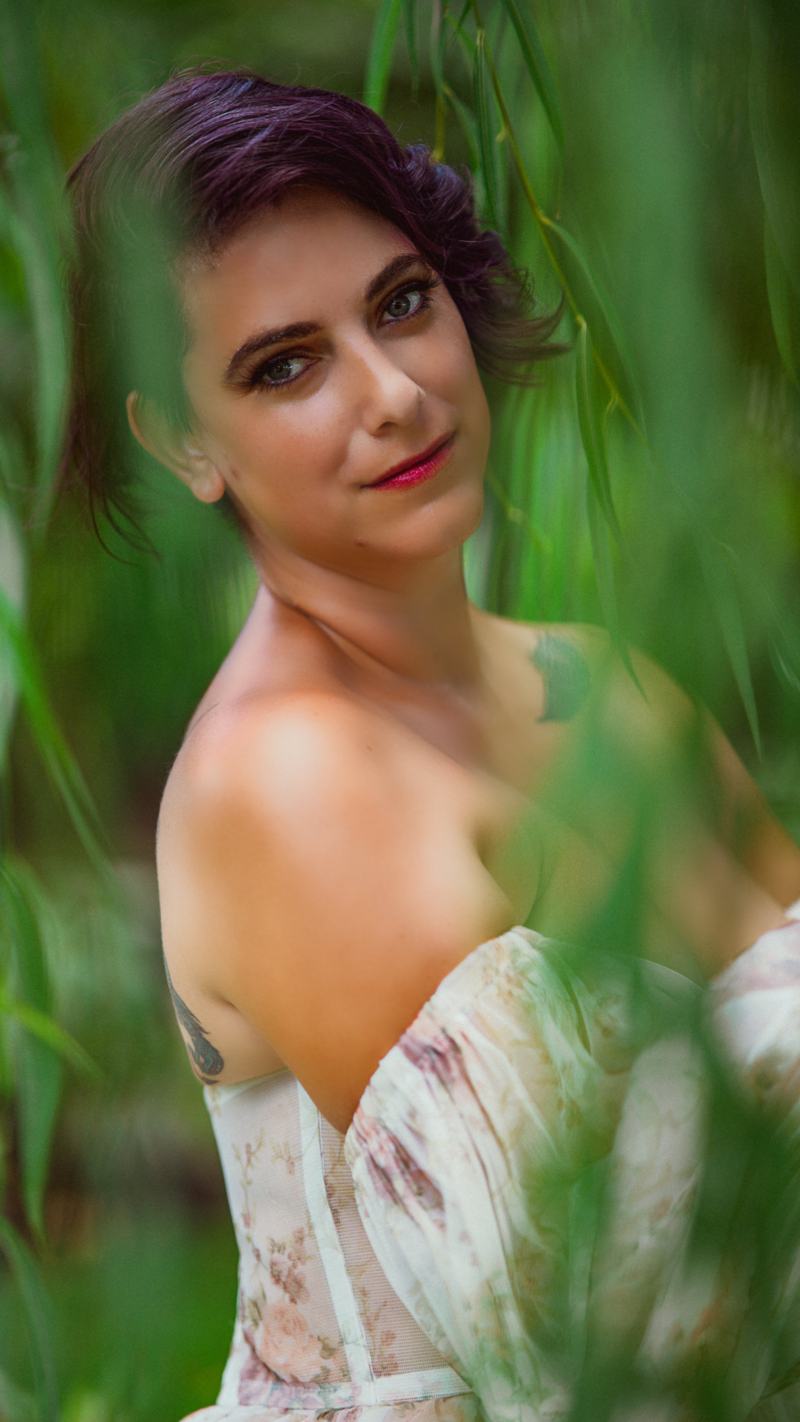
[381,279,437,325]
[384,289,425,321]
[258,353,310,387]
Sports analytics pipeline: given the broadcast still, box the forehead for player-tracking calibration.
[181,189,418,350]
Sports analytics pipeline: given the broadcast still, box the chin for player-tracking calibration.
[377,478,485,563]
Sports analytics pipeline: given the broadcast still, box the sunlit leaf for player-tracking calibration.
[364,0,404,114]
[495,0,563,150]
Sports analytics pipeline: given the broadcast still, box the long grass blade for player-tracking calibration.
[364,0,404,114]
[697,540,762,754]
[764,214,799,385]
[0,1219,59,1422]
[495,0,563,150]
[749,5,800,297]
[404,0,419,94]
[574,321,624,546]
[0,990,95,1076]
[0,588,106,868]
[473,31,504,232]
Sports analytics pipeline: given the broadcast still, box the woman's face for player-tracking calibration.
[176,188,490,576]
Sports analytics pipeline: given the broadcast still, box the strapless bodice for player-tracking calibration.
[187,1065,475,1422]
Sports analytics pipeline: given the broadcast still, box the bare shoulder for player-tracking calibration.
[159,685,406,855]
[477,609,689,738]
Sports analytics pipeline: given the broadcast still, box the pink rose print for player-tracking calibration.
[255,1299,324,1384]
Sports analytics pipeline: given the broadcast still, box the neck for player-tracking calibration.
[251,536,481,688]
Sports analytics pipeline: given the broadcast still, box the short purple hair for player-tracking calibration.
[61,69,563,539]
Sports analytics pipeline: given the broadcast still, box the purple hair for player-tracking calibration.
[60,69,563,539]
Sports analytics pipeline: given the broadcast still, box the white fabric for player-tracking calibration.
[346,924,800,1422]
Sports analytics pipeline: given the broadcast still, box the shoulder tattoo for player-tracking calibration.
[164,961,224,1082]
[530,633,592,722]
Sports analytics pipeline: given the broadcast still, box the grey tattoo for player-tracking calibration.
[164,961,224,1082]
[531,633,591,722]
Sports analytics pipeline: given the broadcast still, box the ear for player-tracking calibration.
[126,392,226,505]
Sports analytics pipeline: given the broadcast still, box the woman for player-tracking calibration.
[62,70,800,1422]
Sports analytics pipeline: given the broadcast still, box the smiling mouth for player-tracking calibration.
[367,434,455,491]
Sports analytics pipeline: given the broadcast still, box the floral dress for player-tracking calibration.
[186,918,800,1422]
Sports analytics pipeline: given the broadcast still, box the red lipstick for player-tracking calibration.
[368,434,455,491]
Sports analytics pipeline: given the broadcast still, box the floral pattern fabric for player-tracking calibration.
[186,1060,473,1422]
[345,923,800,1422]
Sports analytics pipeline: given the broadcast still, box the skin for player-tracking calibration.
[129,188,800,1133]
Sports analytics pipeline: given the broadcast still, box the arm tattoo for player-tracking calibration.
[531,633,592,722]
[164,960,224,1082]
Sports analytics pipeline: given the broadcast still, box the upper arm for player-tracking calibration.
[157,695,511,1128]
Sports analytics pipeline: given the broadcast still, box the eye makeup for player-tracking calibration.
[232,269,441,395]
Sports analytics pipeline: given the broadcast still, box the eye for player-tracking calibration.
[381,281,435,325]
[253,352,313,389]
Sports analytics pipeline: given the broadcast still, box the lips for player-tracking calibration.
[367,434,455,491]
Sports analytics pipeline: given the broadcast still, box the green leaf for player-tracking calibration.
[0,52,68,527]
[749,5,800,298]
[0,587,106,868]
[548,217,644,431]
[430,0,446,95]
[364,0,404,114]
[764,214,799,385]
[404,0,419,95]
[495,0,563,150]
[443,86,480,170]
[585,479,635,681]
[698,539,762,755]
[0,991,96,1078]
[0,1364,37,1422]
[0,1219,59,1422]
[473,32,505,232]
[574,322,624,546]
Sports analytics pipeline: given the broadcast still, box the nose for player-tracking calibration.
[347,333,424,434]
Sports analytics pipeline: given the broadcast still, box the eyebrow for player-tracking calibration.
[223,252,432,384]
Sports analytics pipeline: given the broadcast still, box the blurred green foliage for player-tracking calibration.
[0,0,798,1419]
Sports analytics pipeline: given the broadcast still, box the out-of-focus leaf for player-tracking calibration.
[443,86,480,169]
[430,0,446,94]
[1,860,61,1238]
[364,0,404,114]
[749,4,800,298]
[0,991,96,1078]
[496,0,563,150]
[698,539,761,755]
[403,0,419,94]
[0,1219,59,1422]
[764,214,799,386]
[0,588,105,867]
[473,32,505,232]
[0,11,68,526]
[0,1364,37,1422]
[0,497,26,759]
[585,481,634,680]
[548,217,644,431]
[574,322,624,545]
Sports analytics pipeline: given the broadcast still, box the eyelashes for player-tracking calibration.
[239,274,440,394]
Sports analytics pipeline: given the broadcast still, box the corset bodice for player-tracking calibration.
[203,1069,473,1416]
